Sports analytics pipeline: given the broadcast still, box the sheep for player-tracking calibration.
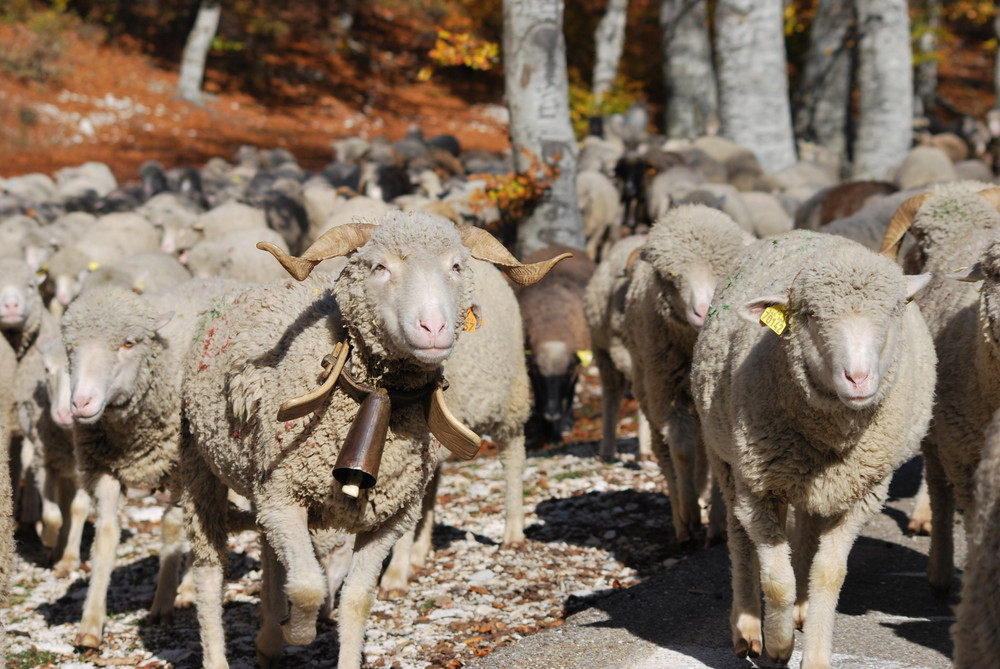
[892,145,958,190]
[690,230,936,668]
[178,211,566,668]
[622,205,755,544]
[518,245,596,444]
[577,169,622,260]
[380,258,531,594]
[54,161,118,202]
[740,190,794,238]
[60,278,244,648]
[878,183,1000,592]
[582,233,652,462]
[74,212,161,267]
[79,250,192,296]
[185,227,291,284]
[951,406,1000,668]
[793,180,899,231]
[192,199,268,242]
[0,347,14,667]
[15,325,88,575]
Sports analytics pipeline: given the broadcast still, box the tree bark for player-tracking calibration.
[592,0,630,111]
[714,0,797,173]
[660,0,717,140]
[794,0,855,166]
[852,0,913,180]
[503,0,585,258]
[914,0,941,117]
[176,0,222,104]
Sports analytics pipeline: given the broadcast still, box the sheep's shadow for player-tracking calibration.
[525,486,690,577]
[575,534,955,668]
[34,549,260,629]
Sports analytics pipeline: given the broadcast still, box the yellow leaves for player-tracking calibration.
[468,149,561,222]
[427,28,499,72]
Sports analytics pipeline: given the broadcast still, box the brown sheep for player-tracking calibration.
[517,245,596,444]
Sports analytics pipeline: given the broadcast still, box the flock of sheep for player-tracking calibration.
[0,114,998,669]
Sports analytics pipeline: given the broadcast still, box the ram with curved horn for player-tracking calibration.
[258,221,571,286]
[876,181,1000,596]
[182,210,569,669]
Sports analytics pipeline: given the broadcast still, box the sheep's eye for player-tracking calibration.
[372,263,387,273]
[452,262,462,273]
[121,341,135,350]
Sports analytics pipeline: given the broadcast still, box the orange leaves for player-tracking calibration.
[420,28,499,81]
[469,149,561,225]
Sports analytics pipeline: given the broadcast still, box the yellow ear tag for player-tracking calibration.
[760,305,788,335]
[577,350,594,367]
[463,308,482,333]
[87,261,100,271]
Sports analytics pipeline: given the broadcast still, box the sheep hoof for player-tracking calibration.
[379,586,408,600]
[256,647,281,669]
[734,636,761,659]
[74,632,102,649]
[907,518,932,536]
[280,608,318,646]
[146,608,174,626]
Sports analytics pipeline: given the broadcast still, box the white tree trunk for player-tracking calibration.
[852,0,913,180]
[503,0,585,257]
[794,0,854,166]
[914,0,940,117]
[660,0,717,140]
[176,1,222,104]
[715,0,797,173]
[592,0,629,109]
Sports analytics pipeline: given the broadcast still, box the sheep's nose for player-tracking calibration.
[418,317,447,335]
[845,370,872,389]
[71,397,93,415]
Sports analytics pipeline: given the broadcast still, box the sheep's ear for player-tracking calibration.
[457,226,570,286]
[945,265,985,283]
[154,311,175,331]
[904,272,933,299]
[738,294,789,326]
[31,272,47,288]
[259,223,377,281]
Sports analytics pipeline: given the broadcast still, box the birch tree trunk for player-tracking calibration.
[914,0,941,117]
[852,0,913,180]
[503,0,585,257]
[176,1,222,104]
[659,0,717,140]
[714,0,797,173]
[592,0,629,111]
[794,0,854,166]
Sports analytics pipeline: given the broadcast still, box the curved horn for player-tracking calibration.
[976,186,1000,210]
[457,226,571,286]
[624,246,644,278]
[258,223,377,281]
[879,192,934,260]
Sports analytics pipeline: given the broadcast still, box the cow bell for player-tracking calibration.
[333,387,391,498]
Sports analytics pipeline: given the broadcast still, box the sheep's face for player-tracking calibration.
[0,261,41,331]
[42,341,74,429]
[338,216,473,368]
[529,340,578,440]
[741,267,927,409]
[952,240,1000,344]
[62,290,173,424]
[655,261,716,329]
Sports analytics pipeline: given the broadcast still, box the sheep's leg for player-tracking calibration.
[790,508,823,630]
[649,424,688,544]
[908,462,932,535]
[338,517,413,669]
[148,500,184,625]
[75,472,121,649]
[316,530,353,618]
[381,470,438,596]
[923,446,955,594]
[663,404,704,542]
[38,463,62,548]
[713,456,762,658]
[256,536,289,667]
[743,498,794,666]
[636,410,653,460]
[182,451,230,669]
[498,431,526,546]
[595,350,625,462]
[800,500,873,669]
[257,504,326,646]
[52,477,89,577]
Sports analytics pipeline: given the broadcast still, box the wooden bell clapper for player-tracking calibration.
[275,342,483,499]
